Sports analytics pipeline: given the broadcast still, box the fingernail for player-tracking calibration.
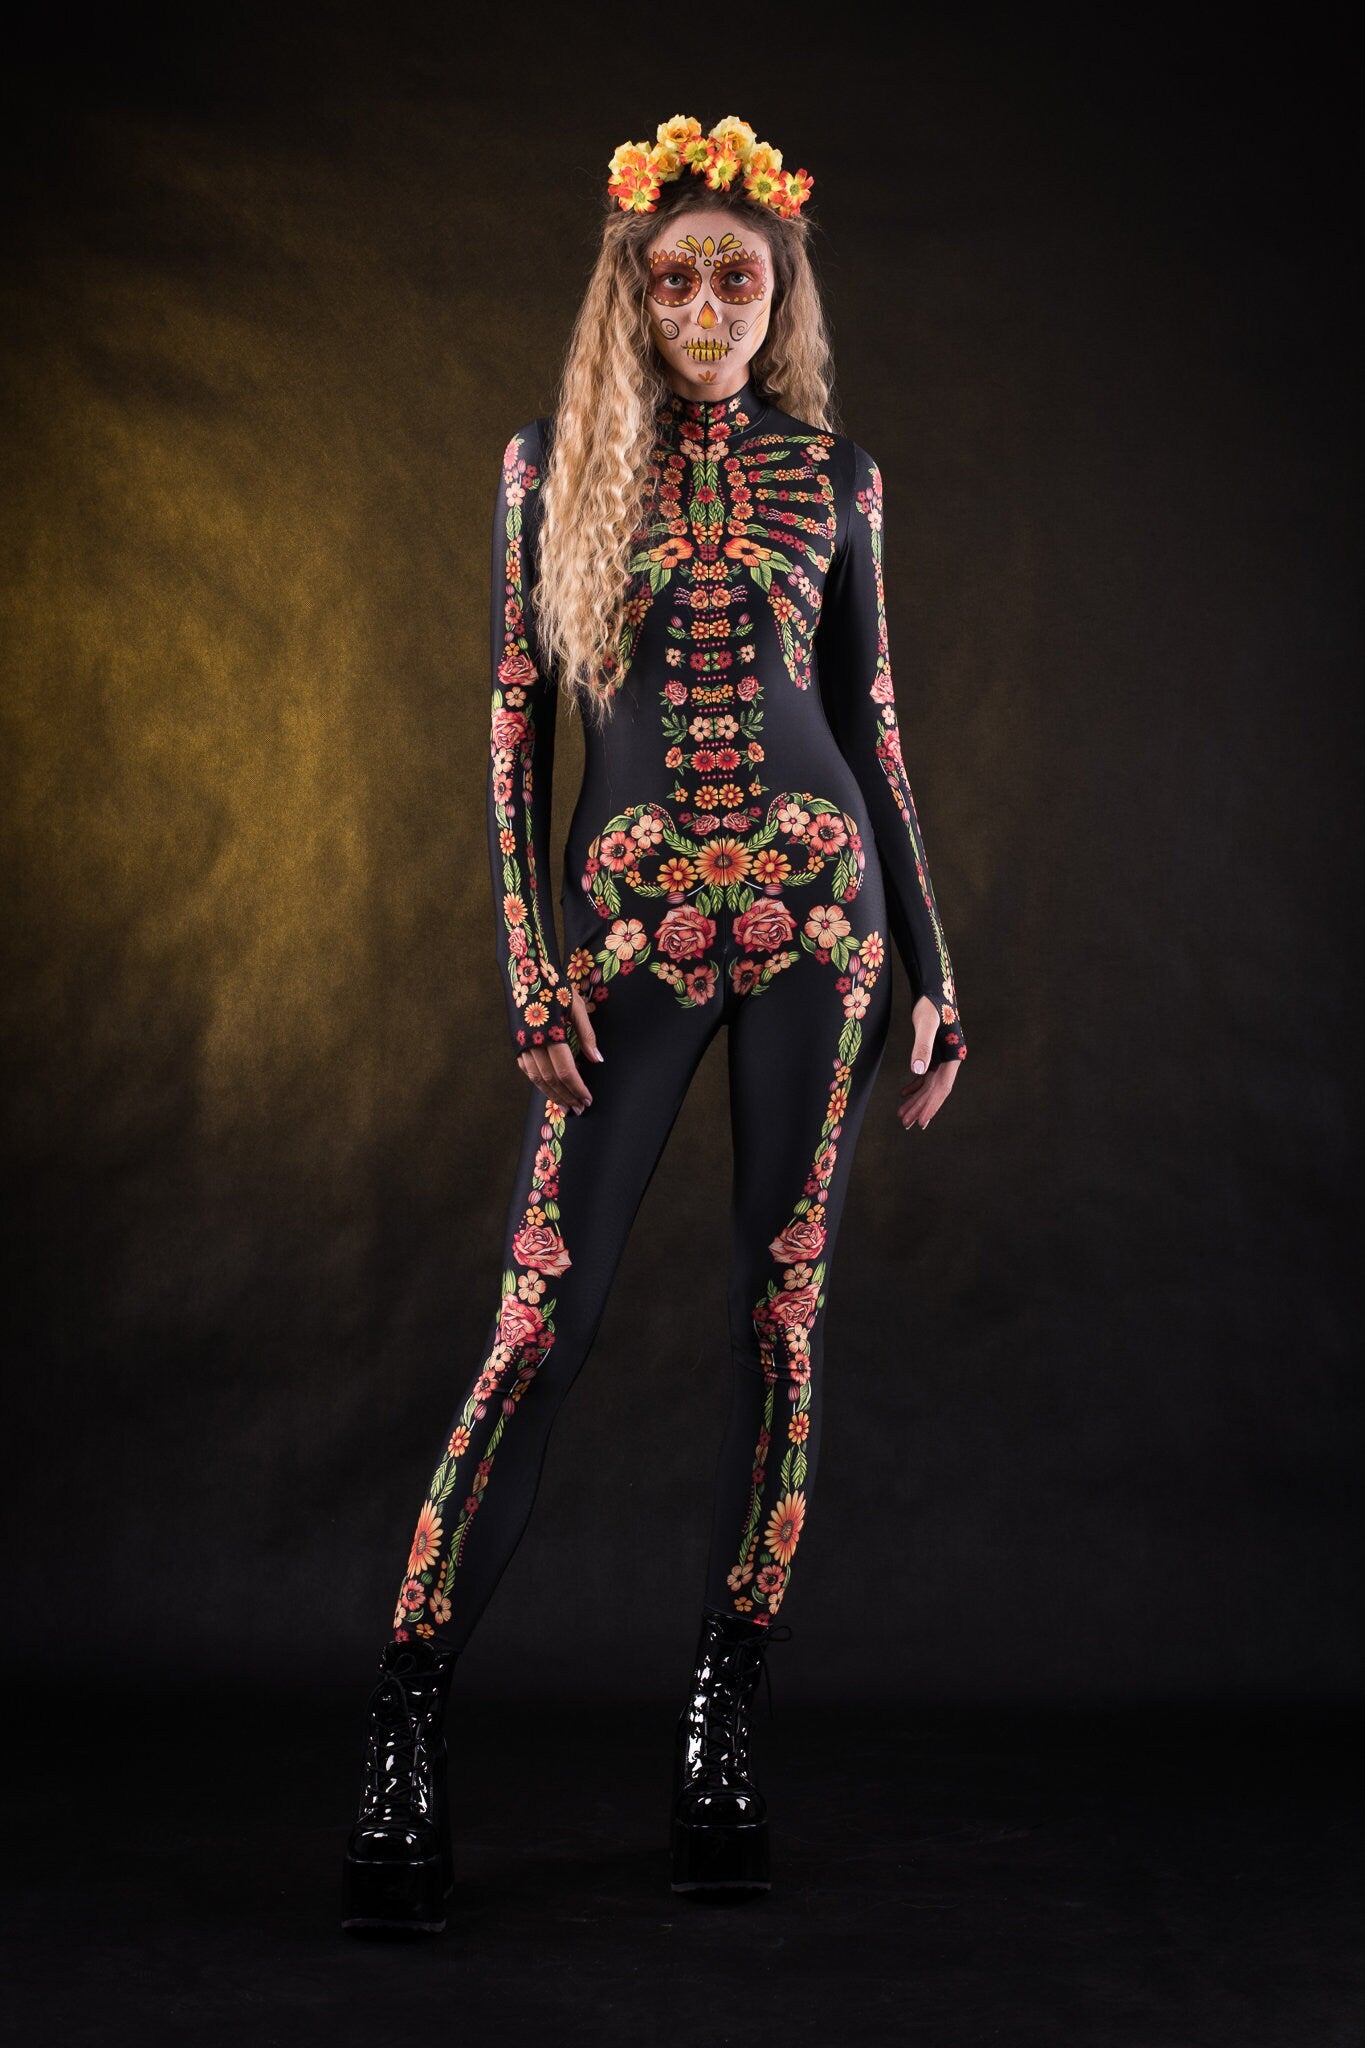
[912,1059,926,1074]
[592,1048,605,1061]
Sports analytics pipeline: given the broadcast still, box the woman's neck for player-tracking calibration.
[658,375,762,427]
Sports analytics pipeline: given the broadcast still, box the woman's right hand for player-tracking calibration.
[516,990,603,1115]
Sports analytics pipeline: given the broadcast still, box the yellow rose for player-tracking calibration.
[746,141,784,176]
[649,139,681,179]
[708,115,758,159]
[657,114,702,149]
[608,139,650,176]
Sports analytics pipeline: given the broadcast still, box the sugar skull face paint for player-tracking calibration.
[648,250,702,306]
[646,208,773,397]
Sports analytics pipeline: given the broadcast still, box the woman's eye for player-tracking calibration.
[648,263,702,304]
[721,271,753,288]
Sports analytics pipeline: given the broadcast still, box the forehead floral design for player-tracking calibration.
[607,114,813,219]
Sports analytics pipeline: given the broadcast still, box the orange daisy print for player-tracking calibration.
[407,1500,443,1577]
[764,1491,806,1565]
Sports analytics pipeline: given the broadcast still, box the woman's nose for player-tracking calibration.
[698,301,717,330]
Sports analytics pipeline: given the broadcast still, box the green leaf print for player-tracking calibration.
[742,949,799,999]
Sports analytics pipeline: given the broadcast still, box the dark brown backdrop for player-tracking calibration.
[3,7,1359,1700]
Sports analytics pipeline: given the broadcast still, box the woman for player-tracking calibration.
[342,112,967,1933]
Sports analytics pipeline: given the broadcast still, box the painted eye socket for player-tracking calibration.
[648,259,701,307]
[711,259,768,306]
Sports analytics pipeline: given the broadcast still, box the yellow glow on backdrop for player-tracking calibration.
[5,117,589,1217]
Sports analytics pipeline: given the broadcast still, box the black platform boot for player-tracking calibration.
[341,1636,459,1933]
[670,1606,795,1894]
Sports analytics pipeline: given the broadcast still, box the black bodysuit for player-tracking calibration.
[390,378,966,1652]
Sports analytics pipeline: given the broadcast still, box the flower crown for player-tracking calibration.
[607,114,813,219]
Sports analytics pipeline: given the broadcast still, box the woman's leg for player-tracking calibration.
[702,925,893,1625]
[390,964,723,1656]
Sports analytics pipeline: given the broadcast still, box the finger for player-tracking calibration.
[518,1052,555,1104]
[901,1076,947,1128]
[547,1043,593,1113]
[526,1048,569,1110]
[909,1023,938,1079]
[573,993,605,1065]
[916,1079,952,1128]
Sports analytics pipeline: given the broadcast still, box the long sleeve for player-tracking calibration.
[487,418,571,1054]
[813,441,966,1065]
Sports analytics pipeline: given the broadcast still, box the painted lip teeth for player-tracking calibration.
[684,339,730,360]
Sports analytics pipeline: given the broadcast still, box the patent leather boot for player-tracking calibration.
[341,1636,459,1933]
[670,1606,794,1893]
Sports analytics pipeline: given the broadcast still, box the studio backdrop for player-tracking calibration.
[2,9,1358,1701]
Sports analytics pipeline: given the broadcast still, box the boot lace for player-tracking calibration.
[696,1622,794,1770]
[361,1667,443,1814]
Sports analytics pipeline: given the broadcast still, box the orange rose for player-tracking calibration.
[491,707,529,750]
[496,1294,548,1349]
[655,904,717,961]
[498,647,538,688]
[510,1222,571,1277]
[763,1283,820,1331]
[732,899,796,953]
[769,1214,826,1262]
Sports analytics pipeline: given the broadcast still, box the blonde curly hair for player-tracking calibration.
[533,176,838,731]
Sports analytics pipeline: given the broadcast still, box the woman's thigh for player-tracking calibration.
[723,914,893,1374]
[494,944,726,1373]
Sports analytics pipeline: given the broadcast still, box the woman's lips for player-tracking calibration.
[684,338,730,361]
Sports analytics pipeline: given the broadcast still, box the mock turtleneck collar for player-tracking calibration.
[658,376,766,435]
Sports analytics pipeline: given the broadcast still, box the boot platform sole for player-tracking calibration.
[670,1814,771,1891]
[341,1851,453,1933]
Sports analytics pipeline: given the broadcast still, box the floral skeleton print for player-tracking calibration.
[392,378,966,1649]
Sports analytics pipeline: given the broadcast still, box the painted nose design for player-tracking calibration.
[698,301,717,330]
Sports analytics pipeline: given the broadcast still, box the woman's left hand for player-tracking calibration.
[898,994,962,1131]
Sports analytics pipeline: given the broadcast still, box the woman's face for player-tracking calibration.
[645,207,773,400]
